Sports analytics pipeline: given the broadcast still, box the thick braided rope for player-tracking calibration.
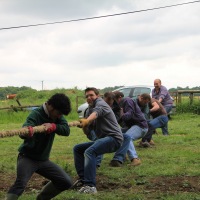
[0,121,80,138]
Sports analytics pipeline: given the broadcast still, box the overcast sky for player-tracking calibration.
[0,0,200,90]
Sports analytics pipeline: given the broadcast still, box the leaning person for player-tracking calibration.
[73,87,123,194]
[110,91,148,167]
[6,93,72,200]
[140,95,168,146]
[126,93,151,155]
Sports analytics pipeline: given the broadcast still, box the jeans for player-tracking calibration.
[88,130,103,167]
[96,154,103,167]
[162,105,172,135]
[113,125,148,162]
[73,136,120,187]
[8,154,72,196]
[142,115,168,142]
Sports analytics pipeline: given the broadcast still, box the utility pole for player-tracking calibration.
[41,80,44,90]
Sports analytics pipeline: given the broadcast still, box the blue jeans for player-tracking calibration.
[73,136,120,187]
[96,154,103,167]
[89,130,103,167]
[113,125,148,163]
[142,115,168,142]
[162,105,172,135]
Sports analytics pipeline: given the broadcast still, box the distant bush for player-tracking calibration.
[176,102,200,113]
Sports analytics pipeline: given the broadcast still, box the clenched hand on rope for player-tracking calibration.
[0,121,81,138]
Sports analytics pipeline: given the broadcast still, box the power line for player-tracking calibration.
[0,0,199,31]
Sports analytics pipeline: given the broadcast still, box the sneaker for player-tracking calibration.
[129,158,141,166]
[79,185,97,194]
[71,179,84,189]
[109,160,122,167]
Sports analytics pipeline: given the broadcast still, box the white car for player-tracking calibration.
[77,85,154,118]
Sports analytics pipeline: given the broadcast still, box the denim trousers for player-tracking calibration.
[113,125,148,163]
[89,130,103,167]
[73,136,120,187]
[8,154,72,196]
[96,154,103,167]
[148,115,168,129]
[162,105,173,135]
[142,115,169,142]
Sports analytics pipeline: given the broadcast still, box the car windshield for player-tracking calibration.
[117,87,152,99]
[132,87,151,98]
[117,88,132,97]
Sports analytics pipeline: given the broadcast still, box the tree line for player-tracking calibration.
[0,86,200,100]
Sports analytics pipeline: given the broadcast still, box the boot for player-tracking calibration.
[149,140,155,145]
[5,193,18,200]
[36,181,62,200]
[129,158,141,166]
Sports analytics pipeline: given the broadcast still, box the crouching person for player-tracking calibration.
[110,91,148,167]
[5,93,72,200]
[140,96,169,146]
[72,87,123,194]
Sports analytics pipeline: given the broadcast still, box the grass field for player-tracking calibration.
[0,113,200,200]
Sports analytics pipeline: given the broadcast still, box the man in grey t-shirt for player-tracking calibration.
[73,87,123,194]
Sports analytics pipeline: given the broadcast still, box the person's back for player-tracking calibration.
[149,98,167,118]
[120,97,148,129]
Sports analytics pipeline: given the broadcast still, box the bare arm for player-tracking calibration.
[158,98,163,103]
[150,101,160,113]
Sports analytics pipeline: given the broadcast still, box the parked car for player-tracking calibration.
[77,85,154,118]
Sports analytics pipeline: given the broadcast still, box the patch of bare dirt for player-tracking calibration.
[0,172,48,192]
[146,176,200,192]
[1,173,200,195]
[96,175,200,193]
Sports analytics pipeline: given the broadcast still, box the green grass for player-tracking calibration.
[0,113,200,200]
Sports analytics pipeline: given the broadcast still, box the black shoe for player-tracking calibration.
[70,179,84,190]
[138,141,151,148]
[96,164,100,169]
[109,160,122,167]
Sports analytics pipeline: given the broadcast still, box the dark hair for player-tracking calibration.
[47,93,71,115]
[103,92,115,106]
[104,92,115,100]
[84,87,99,95]
[140,93,151,101]
[113,91,124,99]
